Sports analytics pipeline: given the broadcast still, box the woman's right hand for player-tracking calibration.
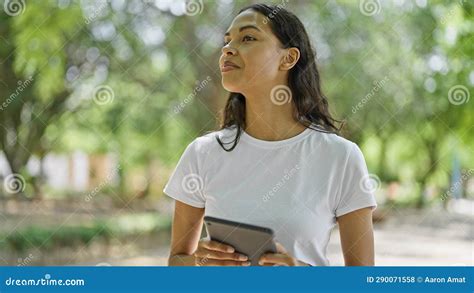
[193,238,250,266]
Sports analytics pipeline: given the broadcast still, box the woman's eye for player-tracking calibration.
[242,35,255,42]
[222,35,255,46]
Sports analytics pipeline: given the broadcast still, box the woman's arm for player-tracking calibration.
[168,200,205,266]
[167,200,248,266]
[336,207,375,266]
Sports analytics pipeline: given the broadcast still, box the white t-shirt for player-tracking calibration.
[163,125,377,266]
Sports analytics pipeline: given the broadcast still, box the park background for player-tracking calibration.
[0,0,472,266]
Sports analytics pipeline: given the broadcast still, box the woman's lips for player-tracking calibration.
[221,65,240,72]
[221,61,240,72]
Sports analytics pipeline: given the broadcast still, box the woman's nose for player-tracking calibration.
[222,44,237,56]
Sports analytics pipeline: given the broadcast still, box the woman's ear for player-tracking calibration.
[279,47,300,71]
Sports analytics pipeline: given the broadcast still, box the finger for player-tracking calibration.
[198,259,251,266]
[259,253,294,266]
[194,249,248,261]
[259,253,287,262]
[258,261,276,266]
[259,262,289,266]
[201,240,235,253]
[275,242,288,254]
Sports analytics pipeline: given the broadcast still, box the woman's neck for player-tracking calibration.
[242,91,307,141]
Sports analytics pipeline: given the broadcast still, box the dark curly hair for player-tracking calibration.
[216,3,343,151]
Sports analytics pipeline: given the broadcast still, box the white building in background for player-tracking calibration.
[0,151,119,192]
[71,152,89,191]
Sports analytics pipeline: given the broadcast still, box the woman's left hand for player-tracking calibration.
[258,242,310,266]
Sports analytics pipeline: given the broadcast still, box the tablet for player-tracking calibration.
[203,216,277,266]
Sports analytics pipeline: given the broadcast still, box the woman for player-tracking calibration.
[164,3,377,266]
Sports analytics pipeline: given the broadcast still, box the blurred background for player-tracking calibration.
[0,0,472,266]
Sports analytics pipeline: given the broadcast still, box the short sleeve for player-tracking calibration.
[334,143,377,217]
[163,140,206,208]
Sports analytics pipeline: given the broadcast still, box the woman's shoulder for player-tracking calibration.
[308,128,358,157]
[187,126,237,155]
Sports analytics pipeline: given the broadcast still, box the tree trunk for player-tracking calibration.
[2,149,28,198]
[378,135,388,181]
[416,139,439,209]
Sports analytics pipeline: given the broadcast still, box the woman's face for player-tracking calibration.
[219,10,286,93]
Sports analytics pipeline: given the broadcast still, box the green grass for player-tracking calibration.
[0,213,171,252]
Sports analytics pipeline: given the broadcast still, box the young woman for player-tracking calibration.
[164,4,377,266]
